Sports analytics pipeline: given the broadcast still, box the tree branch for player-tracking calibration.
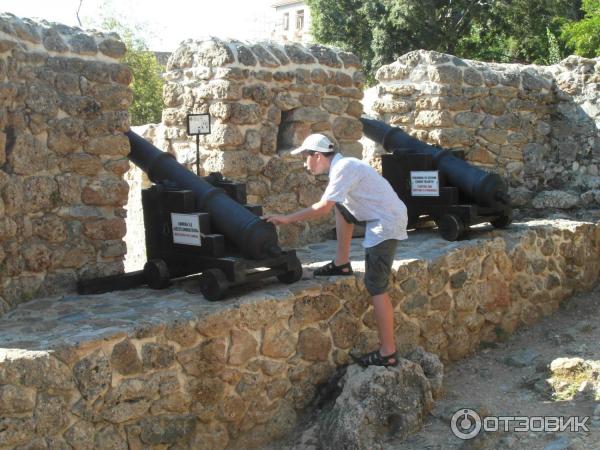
[76,0,83,27]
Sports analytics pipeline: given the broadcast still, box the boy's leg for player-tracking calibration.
[372,292,396,359]
[334,206,353,268]
[358,239,399,365]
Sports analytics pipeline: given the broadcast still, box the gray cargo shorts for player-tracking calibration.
[365,239,399,296]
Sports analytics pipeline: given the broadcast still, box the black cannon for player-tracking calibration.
[78,130,303,300]
[361,117,512,240]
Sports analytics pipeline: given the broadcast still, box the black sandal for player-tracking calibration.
[352,350,398,367]
[313,260,353,277]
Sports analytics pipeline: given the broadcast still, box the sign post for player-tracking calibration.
[186,113,211,176]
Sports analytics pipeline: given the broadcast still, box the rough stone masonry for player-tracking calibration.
[365,50,600,213]
[143,37,365,249]
[0,219,599,449]
[0,13,132,315]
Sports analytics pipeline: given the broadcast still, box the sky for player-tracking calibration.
[2,0,278,51]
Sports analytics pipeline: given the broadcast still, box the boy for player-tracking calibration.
[264,134,408,367]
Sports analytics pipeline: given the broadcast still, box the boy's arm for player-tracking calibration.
[263,199,336,225]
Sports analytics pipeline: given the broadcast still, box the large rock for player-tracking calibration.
[405,346,444,398]
[319,358,436,449]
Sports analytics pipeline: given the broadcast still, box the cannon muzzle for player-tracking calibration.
[126,130,281,260]
[361,117,510,209]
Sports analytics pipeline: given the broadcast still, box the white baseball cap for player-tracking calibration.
[290,134,335,155]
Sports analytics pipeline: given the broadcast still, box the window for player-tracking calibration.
[296,9,304,30]
[283,12,289,31]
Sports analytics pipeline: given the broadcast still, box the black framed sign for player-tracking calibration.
[186,113,211,135]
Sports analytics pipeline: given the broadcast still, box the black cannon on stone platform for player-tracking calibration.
[78,130,302,301]
[361,117,512,240]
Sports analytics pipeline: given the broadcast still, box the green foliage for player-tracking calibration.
[83,12,164,125]
[308,0,581,82]
[123,48,164,125]
[456,0,577,65]
[562,0,600,57]
[546,28,563,65]
[307,0,483,84]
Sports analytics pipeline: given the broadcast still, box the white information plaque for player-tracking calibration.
[186,113,211,135]
[410,171,440,197]
[171,213,202,246]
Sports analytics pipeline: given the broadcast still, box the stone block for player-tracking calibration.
[274,91,302,111]
[428,64,462,85]
[329,309,361,349]
[203,123,244,148]
[84,134,130,156]
[428,128,470,147]
[0,384,35,415]
[260,123,279,154]
[0,418,36,448]
[24,176,58,212]
[373,98,412,114]
[291,295,340,329]
[286,107,329,123]
[111,339,143,375]
[262,322,296,358]
[230,103,261,125]
[463,67,484,86]
[346,100,363,118]
[73,350,111,402]
[477,128,508,145]
[454,111,485,128]
[298,327,331,362]
[137,415,196,446]
[325,85,363,99]
[64,421,96,450]
[7,133,48,174]
[532,190,580,209]
[415,110,453,128]
[322,97,348,115]
[332,116,362,140]
[228,329,258,365]
[284,43,317,64]
[308,44,342,67]
[82,218,127,240]
[479,96,506,115]
[82,177,129,206]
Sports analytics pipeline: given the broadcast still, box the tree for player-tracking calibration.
[456,0,579,64]
[562,0,600,57]
[307,0,580,83]
[123,47,164,125]
[307,0,484,84]
[82,10,164,125]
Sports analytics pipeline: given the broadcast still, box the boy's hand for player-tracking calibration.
[263,215,291,225]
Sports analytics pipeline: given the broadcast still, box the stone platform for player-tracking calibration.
[1,218,599,449]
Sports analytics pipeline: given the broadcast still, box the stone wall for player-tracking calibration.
[0,14,132,314]
[366,51,600,212]
[1,219,598,449]
[151,38,364,247]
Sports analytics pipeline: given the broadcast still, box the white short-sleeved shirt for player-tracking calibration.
[321,153,408,248]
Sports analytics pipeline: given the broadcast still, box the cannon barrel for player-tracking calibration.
[126,130,281,260]
[360,117,510,208]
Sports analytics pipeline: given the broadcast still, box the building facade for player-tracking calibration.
[271,1,312,43]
